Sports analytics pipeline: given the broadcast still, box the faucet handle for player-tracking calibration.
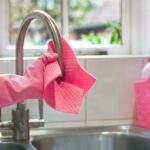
[28,100,44,129]
[38,100,43,120]
[0,108,2,122]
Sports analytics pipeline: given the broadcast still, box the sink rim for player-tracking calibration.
[0,125,150,142]
[30,125,150,140]
[30,125,129,137]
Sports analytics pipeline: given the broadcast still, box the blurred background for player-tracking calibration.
[9,0,121,46]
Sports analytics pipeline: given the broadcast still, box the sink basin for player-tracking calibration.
[31,125,150,150]
[0,125,150,150]
[0,141,37,150]
[0,143,26,150]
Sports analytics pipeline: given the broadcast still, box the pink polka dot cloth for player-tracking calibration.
[44,37,96,113]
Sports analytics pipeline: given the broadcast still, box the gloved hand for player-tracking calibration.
[0,53,58,107]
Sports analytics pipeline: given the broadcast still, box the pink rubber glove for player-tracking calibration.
[0,53,58,107]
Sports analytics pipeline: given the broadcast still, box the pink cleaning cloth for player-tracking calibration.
[44,37,96,113]
[135,76,150,128]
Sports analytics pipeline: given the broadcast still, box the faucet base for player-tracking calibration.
[12,103,29,141]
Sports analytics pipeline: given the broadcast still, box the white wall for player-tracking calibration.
[0,56,147,128]
[131,0,150,54]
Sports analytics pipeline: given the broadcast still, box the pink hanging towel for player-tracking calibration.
[44,37,96,113]
[135,60,150,128]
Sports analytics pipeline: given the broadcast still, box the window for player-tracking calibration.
[9,0,61,45]
[0,0,130,57]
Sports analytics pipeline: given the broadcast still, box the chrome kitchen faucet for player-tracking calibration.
[0,10,64,141]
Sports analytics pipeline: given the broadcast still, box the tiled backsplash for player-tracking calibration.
[0,57,146,127]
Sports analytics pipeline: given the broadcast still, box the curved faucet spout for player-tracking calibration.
[16,10,64,76]
[13,10,63,141]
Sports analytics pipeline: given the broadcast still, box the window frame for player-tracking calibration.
[0,0,131,57]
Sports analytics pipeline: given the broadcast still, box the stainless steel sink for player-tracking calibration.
[1,125,150,150]
[31,125,150,150]
[0,141,37,150]
[0,143,25,150]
